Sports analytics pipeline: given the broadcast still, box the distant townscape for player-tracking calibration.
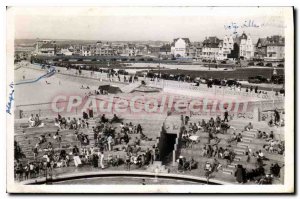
[15,33,285,66]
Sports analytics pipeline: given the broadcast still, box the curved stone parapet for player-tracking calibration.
[20,170,230,185]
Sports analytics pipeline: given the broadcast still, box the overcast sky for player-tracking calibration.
[14,12,286,42]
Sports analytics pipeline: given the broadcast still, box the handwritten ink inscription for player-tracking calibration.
[6,82,14,115]
[224,20,260,35]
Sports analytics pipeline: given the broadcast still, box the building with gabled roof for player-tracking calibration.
[201,36,221,60]
[255,35,285,61]
[35,40,56,56]
[265,35,285,62]
[217,35,239,60]
[239,32,255,60]
[171,38,191,58]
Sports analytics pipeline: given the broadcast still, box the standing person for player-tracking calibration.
[107,135,113,151]
[88,108,94,118]
[125,153,131,171]
[99,151,105,169]
[235,164,246,183]
[33,143,39,160]
[145,148,151,165]
[274,108,280,125]
[29,162,35,178]
[24,163,30,180]
[154,147,160,161]
[250,86,253,92]
[141,179,146,185]
[93,127,98,142]
[92,152,99,168]
[137,124,143,134]
[255,86,258,93]
[204,162,212,184]
[150,149,155,164]
[224,108,229,122]
[72,145,81,167]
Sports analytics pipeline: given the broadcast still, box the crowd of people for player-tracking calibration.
[234,162,282,184]
[178,111,284,184]
[19,101,284,185]
[15,112,161,181]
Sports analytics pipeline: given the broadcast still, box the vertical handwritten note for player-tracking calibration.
[6,82,14,115]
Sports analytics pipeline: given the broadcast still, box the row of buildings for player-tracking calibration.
[172,33,285,61]
[23,33,285,62]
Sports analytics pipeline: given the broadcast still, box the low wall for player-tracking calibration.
[20,170,228,186]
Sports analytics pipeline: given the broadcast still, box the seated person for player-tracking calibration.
[216,116,221,125]
[220,121,230,134]
[257,174,273,184]
[223,149,230,161]
[34,114,41,127]
[258,150,265,159]
[262,132,268,139]
[54,118,60,128]
[134,137,140,146]
[60,117,67,129]
[184,116,190,125]
[28,114,35,127]
[53,131,60,141]
[208,118,215,127]
[244,122,253,131]
[39,135,46,144]
[215,125,221,134]
[236,133,243,142]
[270,163,281,177]
[111,114,121,123]
[201,119,206,127]
[218,147,224,159]
[66,117,71,128]
[177,156,184,171]
[210,137,221,145]
[200,146,207,157]
[101,114,109,123]
[46,142,53,150]
[188,158,198,170]
[227,133,237,143]
[257,131,263,139]
[137,124,143,134]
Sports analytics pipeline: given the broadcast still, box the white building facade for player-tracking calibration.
[35,40,56,56]
[172,38,186,58]
[239,33,255,59]
[217,35,234,60]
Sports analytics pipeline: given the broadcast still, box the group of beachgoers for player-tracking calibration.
[15,112,161,181]
[177,111,283,184]
[28,114,42,127]
[19,106,284,184]
[203,80,284,99]
[234,162,282,184]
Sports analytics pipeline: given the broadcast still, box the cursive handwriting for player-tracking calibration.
[6,82,14,115]
[224,22,239,34]
[224,20,260,36]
